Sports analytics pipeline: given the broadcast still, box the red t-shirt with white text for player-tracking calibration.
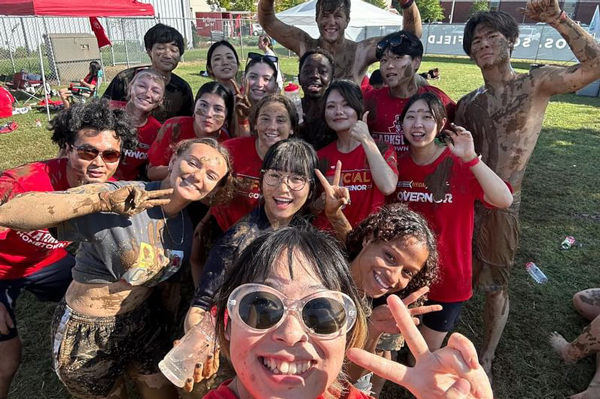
[0,158,71,279]
[114,115,162,180]
[201,380,372,399]
[314,142,398,230]
[396,148,486,302]
[364,85,455,155]
[147,116,230,167]
[210,136,262,231]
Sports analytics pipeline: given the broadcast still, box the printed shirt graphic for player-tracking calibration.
[114,115,162,180]
[211,137,262,232]
[0,158,71,279]
[396,148,486,302]
[364,85,456,154]
[314,142,398,230]
[55,181,192,287]
[147,116,230,167]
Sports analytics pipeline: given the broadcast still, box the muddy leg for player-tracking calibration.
[571,355,600,399]
[480,289,509,381]
[573,289,600,321]
[0,337,21,399]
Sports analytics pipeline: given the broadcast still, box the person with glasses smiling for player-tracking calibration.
[0,98,137,399]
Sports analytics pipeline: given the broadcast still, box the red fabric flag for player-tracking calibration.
[89,17,112,48]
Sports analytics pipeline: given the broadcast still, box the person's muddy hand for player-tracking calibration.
[402,286,443,325]
[369,304,400,335]
[182,346,221,393]
[350,111,373,145]
[315,160,349,218]
[232,78,252,122]
[348,295,493,399]
[0,302,14,336]
[444,124,477,164]
[98,186,172,216]
[519,0,562,23]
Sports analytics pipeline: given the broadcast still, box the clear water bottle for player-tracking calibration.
[284,82,303,124]
[525,262,548,284]
[159,314,216,387]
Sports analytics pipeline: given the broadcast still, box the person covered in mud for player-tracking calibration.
[550,288,600,399]
[454,0,600,379]
[0,138,232,399]
[395,93,512,356]
[363,31,455,163]
[258,0,422,85]
[0,99,137,399]
[297,48,337,150]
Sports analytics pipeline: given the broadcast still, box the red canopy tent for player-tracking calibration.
[0,0,155,118]
[0,0,154,17]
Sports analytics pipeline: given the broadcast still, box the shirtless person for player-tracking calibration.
[454,0,600,379]
[258,0,422,84]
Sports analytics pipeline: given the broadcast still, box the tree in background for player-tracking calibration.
[231,0,253,11]
[276,0,305,12]
[207,0,231,11]
[365,0,388,10]
[415,0,444,22]
[469,0,489,17]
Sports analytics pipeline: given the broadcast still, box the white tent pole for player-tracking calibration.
[34,16,51,120]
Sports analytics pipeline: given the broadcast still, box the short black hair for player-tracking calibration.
[463,11,519,56]
[50,98,137,152]
[206,40,240,74]
[316,0,351,20]
[323,79,365,120]
[144,23,185,56]
[369,69,383,86]
[195,81,235,129]
[260,138,320,203]
[298,48,335,76]
[400,92,448,133]
[377,31,423,60]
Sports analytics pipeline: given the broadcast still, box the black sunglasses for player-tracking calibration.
[70,144,121,163]
[246,51,278,66]
[375,34,409,60]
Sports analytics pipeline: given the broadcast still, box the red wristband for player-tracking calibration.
[464,155,480,168]
[239,118,250,126]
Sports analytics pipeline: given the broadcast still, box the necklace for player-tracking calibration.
[160,206,185,245]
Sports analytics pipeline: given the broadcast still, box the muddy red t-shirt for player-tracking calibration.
[202,380,372,399]
[0,158,71,279]
[211,137,262,232]
[364,85,455,155]
[147,116,230,167]
[314,142,398,230]
[396,148,486,302]
[114,115,162,181]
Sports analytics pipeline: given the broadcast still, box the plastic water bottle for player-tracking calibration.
[525,262,548,284]
[284,82,303,124]
[159,315,216,388]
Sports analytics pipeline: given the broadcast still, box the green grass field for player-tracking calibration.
[2,54,600,399]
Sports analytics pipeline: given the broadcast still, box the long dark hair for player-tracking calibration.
[206,40,240,76]
[195,81,235,128]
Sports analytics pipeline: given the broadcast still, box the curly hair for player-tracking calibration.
[346,203,439,303]
[50,98,138,152]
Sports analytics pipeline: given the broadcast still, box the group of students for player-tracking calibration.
[1,0,600,397]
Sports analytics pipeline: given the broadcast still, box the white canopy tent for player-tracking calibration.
[276,0,403,42]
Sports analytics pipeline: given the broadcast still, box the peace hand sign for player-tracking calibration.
[348,295,493,399]
[98,186,173,216]
[315,160,350,218]
[231,78,252,121]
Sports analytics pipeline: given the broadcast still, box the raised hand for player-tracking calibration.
[98,186,172,216]
[443,124,478,163]
[349,111,374,144]
[347,295,493,399]
[315,160,349,218]
[519,0,562,23]
[231,78,252,121]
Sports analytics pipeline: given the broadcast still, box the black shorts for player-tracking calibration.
[0,254,75,341]
[422,299,464,333]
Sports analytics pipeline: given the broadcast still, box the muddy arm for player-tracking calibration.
[258,0,312,56]
[522,0,600,95]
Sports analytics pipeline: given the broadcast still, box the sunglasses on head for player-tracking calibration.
[375,34,409,60]
[227,283,357,339]
[247,52,279,66]
[70,144,121,163]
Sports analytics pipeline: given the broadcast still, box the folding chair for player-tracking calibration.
[6,72,47,106]
[70,69,104,103]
